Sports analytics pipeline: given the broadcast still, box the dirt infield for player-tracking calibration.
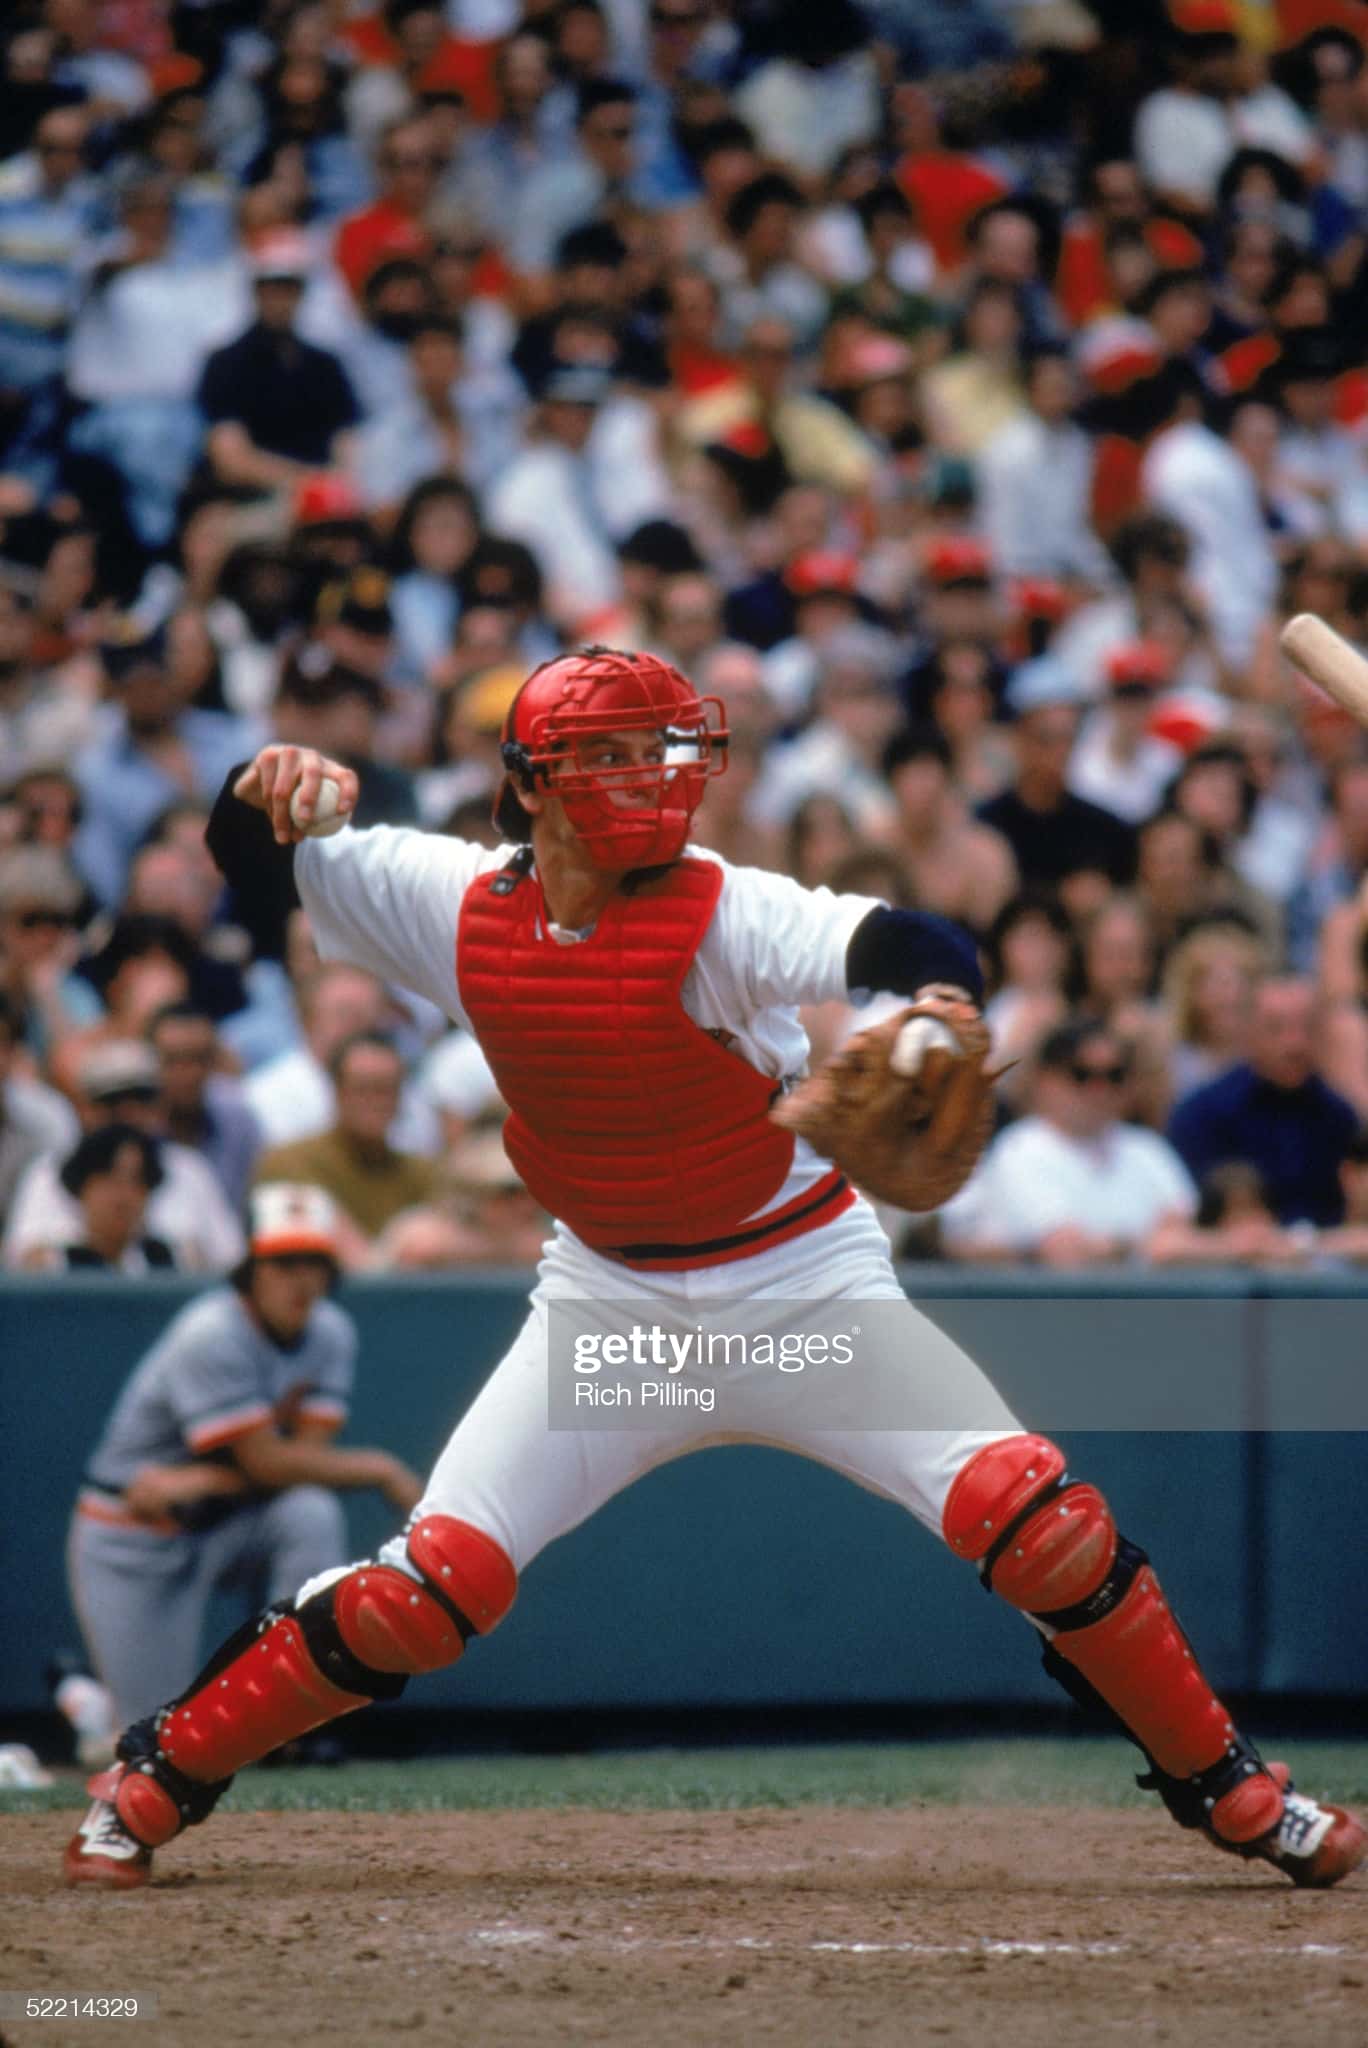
[5,1807,1365,2048]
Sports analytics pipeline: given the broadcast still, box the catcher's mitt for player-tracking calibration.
[770,985,996,1212]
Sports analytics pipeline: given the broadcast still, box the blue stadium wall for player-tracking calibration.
[2,1271,1365,1719]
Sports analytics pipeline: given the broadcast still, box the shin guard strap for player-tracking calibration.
[1050,1561,1235,1781]
[156,1613,373,1782]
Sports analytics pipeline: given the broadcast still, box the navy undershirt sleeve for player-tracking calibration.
[844,906,984,1006]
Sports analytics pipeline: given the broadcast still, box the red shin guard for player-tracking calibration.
[156,1613,372,1783]
[944,1437,1278,1836]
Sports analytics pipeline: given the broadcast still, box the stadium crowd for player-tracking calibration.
[2,0,1368,1271]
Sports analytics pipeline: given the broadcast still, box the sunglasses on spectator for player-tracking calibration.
[94,1087,161,1107]
[37,138,83,157]
[383,152,441,171]
[12,907,75,930]
[651,5,703,24]
[589,120,633,140]
[1070,1061,1128,1085]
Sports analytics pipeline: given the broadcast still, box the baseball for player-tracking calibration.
[890,1014,961,1077]
[290,776,347,838]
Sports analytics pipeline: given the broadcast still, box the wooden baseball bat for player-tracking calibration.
[1280,612,1368,725]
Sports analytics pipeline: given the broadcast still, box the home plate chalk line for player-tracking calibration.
[465,1925,1359,1962]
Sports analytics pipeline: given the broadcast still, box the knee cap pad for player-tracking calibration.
[943,1435,1116,1613]
[332,1565,466,1675]
[406,1515,517,1635]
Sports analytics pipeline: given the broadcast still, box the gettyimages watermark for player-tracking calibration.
[545,1296,1368,1434]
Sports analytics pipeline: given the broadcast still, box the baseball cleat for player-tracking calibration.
[1244,1762,1368,1890]
[62,1797,154,1891]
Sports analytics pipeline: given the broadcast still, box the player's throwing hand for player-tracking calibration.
[233,745,359,846]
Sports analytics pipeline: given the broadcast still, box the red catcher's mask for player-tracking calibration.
[494,646,728,871]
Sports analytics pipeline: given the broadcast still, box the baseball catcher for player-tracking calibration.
[62,647,1364,1894]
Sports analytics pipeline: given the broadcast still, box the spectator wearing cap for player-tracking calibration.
[1068,641,1184,825]
[254,1031,440,1259]
[979,657,1136,895]
[762,553,867,721]
[942,1018,1196,1266]
[976,345,1115,586]
[0,104,98,410]
[680,315,876,495]
[12,1122,173,1274]
[197,233,361,495]
[273,645,417,828]
[64,1181,422,1730]
[1169,976,1358,1226]
[72,627,262,905]
[881,724,1018,934]
[916,536,1002,655]
[2,1037,244,1272]
[353,310,524,513]
[0,845,101,1063]
[486,360,672,630]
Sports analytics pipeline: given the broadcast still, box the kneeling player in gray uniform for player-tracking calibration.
[66,1185,423,1736]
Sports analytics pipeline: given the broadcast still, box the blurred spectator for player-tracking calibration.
[977,346,1115,586]
[255,1030,438,1260]
[1161,919,1267,1099]
[0,989,55,1227]
[921,278,1027,457]
[354,310,523,513]
[148,1000,259,1212]
[242,960,437,1156]
[372,1122,549,1269]
[913,639,1014,803]
[979,658,1135,897]
[1168,977,1357,1226]
[880,725,1017,933]
[942,1018,1196,1265]
[0,102,96,414]
[72,627,261,903]
[1149,1160,1305,1267]
[1068,642,1183,824]
[13,1121,173,1273]
[197,233,360,492]
[0,581,97,774]
[752,625,903,835]
[335,110,438,297]
[0,844,100,1063]
[981,888,1074,1098]
[3,1038,243,1271]
[273,643,417,827]
[487,361,671,628]
[416,661,520,827]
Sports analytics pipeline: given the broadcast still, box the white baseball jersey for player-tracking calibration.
[296,828,885,1227]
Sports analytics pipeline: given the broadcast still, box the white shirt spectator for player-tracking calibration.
[941,1115,1196,1257]
[733,51,882,180]
[1135,84,1314,208]
[67,255,243,401]
[486,398,672,625]
[977,412,1114,584]
[1141,421,1277,666]
[3,1143,246,1273]
[1069,711,1182,825]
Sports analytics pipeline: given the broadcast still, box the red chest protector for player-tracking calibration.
[456,857,851,1268]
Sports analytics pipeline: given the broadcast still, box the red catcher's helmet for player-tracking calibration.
[494,646,728,871]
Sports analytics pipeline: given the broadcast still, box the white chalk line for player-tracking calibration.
[466,1924,1358,1963]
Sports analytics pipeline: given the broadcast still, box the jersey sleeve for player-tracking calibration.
[295,825,502,1024]
[296,1306,357,1426]
[160,1309,273,1455]
[705,857,884,1011]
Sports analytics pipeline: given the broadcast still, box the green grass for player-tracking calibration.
[3,1740,1367,1816]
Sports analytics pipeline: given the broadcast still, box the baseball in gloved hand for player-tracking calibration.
[771,984,997,1212]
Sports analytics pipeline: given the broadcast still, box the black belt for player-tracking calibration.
[607,1173,850,1263]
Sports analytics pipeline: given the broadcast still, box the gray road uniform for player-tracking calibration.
[68,1287,356,1724]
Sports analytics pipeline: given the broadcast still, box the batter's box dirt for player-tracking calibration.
[3,1809,1364,2048]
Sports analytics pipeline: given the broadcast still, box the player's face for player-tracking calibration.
[570,728,671,810]
[250,1255,333,1340]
